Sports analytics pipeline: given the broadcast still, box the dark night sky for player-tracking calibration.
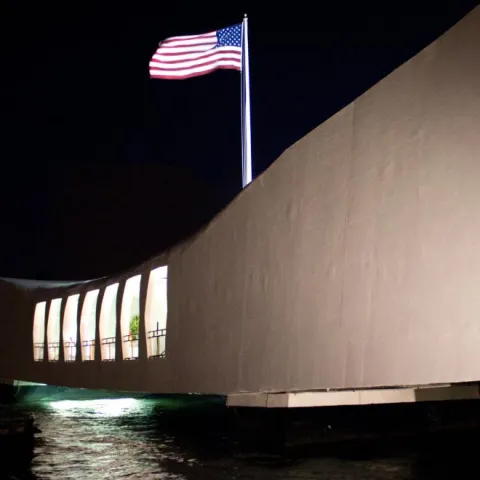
[0,2,478,280]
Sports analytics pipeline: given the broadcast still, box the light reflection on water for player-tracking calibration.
[9,397,480,479]
[29,398,190,479]
[49,398,141,417]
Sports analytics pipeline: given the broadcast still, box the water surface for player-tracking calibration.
[8,396,480,479]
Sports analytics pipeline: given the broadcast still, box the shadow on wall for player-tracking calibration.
[42,163,224,280]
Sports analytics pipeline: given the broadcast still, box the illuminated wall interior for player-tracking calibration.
[33,301,47,361]
[145,266,168,358]
[120,274,141,360]
[99,283,119,361]
[63,294,79,362]
[80,289,99,361]
[47,298,62,361]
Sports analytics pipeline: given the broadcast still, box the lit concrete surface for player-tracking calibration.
[0,379,46,386]
[227,384,480,408]
[14,381,47,386]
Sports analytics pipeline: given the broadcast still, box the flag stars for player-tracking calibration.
[217,24,242,48]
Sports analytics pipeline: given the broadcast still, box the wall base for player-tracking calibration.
[227,384,480,408]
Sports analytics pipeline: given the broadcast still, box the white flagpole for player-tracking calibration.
[241,14,253,188]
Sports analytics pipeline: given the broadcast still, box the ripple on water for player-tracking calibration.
[7,397,480,479]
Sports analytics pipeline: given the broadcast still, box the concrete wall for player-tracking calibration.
[167,6,480,393]
[0,7,479,395]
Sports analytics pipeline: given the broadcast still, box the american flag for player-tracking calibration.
[149,23,243,80]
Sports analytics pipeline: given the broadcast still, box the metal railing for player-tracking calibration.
[123,334,139,360]
[64,341,77,362]
[48,342,60,362]
[81,339,95,361]
[101,336,116,361]
[147,328,166,358]
[33,342,44,362]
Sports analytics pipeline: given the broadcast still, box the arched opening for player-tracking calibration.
[80,289,99,361]
[99,283,119,361]
[33,302,46,361]
[63,294,79,362]
[47,298,62,361]
[145,266,168,358]
[120,274,141,360]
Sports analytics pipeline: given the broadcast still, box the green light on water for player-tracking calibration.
[49,398,140,417]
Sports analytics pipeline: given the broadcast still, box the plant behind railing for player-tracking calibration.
[129,314,140,337]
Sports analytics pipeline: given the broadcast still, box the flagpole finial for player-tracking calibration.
[243,13,248,19]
